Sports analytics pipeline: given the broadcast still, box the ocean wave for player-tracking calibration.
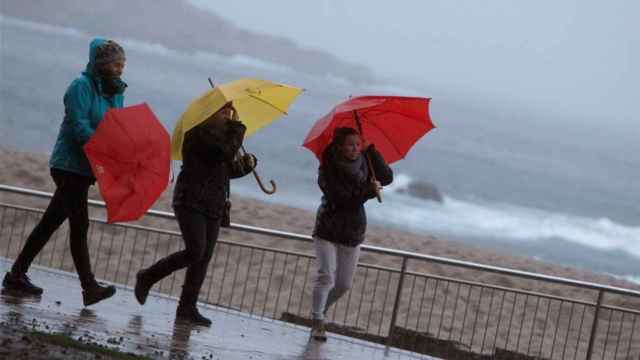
[362,82,426,97]
[384,173,413,193]
[227,54,294,74]
[376,186,640,259]
[116,38,181,58]
[0,14,89,39]
[610,274,640,286]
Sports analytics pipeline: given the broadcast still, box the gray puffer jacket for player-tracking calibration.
[312,145,393,247]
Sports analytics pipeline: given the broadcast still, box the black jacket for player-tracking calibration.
[312,145,393,247]
[172,121,254,219]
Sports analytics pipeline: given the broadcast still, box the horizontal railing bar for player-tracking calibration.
[600,303,640,316]
[406,270,597,306]
[0,202,315,259]
[2,184,640,298]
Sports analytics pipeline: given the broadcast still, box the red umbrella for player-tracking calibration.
[303,96,434,164]
[303,96,434,202]
[84,103,170,223]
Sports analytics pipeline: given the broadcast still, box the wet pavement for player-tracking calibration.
[0,258,433,359]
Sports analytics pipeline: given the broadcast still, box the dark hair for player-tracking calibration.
[200,103,237,129]
[94,40,126,67]
[321,127,359,166]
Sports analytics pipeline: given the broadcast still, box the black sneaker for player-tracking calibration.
[134,270,152,305]
[82,283,116,306]
[2,272,43,295]
[176,305,212,327]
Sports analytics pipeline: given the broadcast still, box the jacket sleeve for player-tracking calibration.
[318,166,376,209]
[365,145,394,186]
[187,121,247,164]
[64,79,95,145]
[219,121,246,162]
[228,154,257,179]
[185,127,225,163]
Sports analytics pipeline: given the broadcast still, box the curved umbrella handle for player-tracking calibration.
[241,145,277,195]
[252,171,277,195]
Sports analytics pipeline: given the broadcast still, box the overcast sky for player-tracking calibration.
[191,0,637,128]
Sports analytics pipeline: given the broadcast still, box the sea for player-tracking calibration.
[1,15,638,283]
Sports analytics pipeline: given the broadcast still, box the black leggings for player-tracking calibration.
[11,168,96,288]
[143,206,221,306]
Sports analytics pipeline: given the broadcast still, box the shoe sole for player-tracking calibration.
[134,272,150,305]
[83,287,116,307]
[312,334,328,342]
[1,287,43,297]
[175,317,212,327]
[3,277,44,296]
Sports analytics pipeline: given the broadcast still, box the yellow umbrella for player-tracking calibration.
[171,78,303,160]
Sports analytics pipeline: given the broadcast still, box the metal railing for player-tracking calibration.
[1,184,639,359]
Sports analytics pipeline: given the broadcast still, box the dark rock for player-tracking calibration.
[399,181,443,203]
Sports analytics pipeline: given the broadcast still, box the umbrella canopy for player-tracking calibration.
[302,96,434,164]
[84,103,170,223]
[171,78,303,160]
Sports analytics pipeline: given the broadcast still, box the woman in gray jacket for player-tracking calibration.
[310,127,393,340]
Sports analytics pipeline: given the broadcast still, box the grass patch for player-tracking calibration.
[30,331,150,360]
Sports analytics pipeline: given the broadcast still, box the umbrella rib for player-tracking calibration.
[357,112,405,159]
[359,108,426,125]
[93,151,136,167]
[247,94,288,115]
[114,114,140,150]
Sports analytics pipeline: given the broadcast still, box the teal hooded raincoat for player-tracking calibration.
[49,38,126,177]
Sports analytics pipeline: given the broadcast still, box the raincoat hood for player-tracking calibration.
[83,37,127,95]
[49,38,126,177]
[84,37,107,77]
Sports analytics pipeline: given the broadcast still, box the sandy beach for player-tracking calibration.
[1,147,639,357]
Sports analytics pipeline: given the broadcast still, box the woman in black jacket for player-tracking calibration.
[310,127,393,340]
[134,104,256,326]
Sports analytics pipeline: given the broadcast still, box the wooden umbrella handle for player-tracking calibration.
[240,145,277,195]
[365,152,382,203]
[354,110,382,203]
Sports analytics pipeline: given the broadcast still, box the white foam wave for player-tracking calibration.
[116,38,180,58]
[1,14,89,39]
[610,274,640,286]
[363,82,426,97]
[374,186,640,259]
[228,54,294,74]
[384,173,413,193]
[324,74,353,87]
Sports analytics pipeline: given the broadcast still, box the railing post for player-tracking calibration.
[586,290,604,360]
[386,256,408,348]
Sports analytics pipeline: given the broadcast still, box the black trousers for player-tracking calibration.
[11,168,96,289]
[143,206,220,306]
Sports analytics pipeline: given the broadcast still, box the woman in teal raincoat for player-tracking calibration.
[3,38,127,307]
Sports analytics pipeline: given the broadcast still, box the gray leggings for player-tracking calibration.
[311,237,361,320]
